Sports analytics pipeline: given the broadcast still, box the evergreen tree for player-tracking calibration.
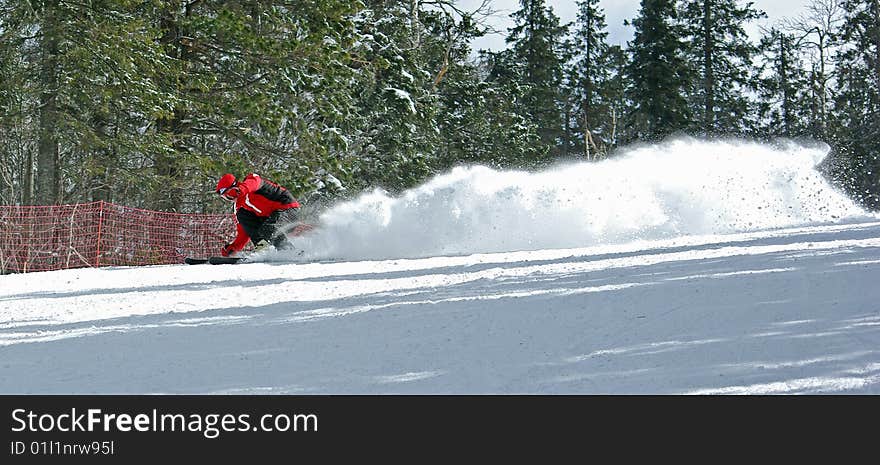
[5,0,873,216]
[827,0,880,209]
[435,62,544,170]
[0,0,179,205]
[0,0,34,204]
[569,0,611,159]
[35,0,61,204]
[680,0,765,135]
[146,0,364,211]
[506,0,569,155]
[599,45,631,150]
[755,27,812,137]
[427,6,545,171]
[347,0,441,193]
[625,0,691,140]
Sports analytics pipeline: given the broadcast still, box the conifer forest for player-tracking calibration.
[1,0,878,212]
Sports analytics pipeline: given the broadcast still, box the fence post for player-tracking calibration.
[95,201,104,267]
[24,206,31,273]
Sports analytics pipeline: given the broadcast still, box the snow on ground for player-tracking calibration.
[1,138,879,394]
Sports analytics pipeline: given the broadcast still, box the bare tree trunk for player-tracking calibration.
[610,107,618,148]
[703,0,715,133]
[0,142,9,205]
[15,119,30,204]
[564,105,571,158]
[810,66,820,132]
[583,112,591,161]
[410,0,421,48]
[583,9,593,160]
[154,0,186,212]
[817,42,827,132]
[91,113,113,202]
[0,124,14,204]
[54,142,61,203]
[23,150,34,205]
[872,0,880,86]
[780,35,793,135]
[36,0,60,205]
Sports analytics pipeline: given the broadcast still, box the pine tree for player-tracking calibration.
[755,28,811,137]
[506,0,569,155]
[145,0,365,210]
[347,0,440,193]
[569,0,611,159]
[428,5,545,171]
[35,0,61,205]
[436,60,544,170]
[828,0,880,209]
[680,0,765,135]
[625,0,691,140]
[600,45,631,150]
[0,0,179,205]
[0,0,34,204]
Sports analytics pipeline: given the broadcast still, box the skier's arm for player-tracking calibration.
[228,224,251,254]
[236,173,263,195]
[223,223,251,256]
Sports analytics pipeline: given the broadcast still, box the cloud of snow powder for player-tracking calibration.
[291,138,875,260]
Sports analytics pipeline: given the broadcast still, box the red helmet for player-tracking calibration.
[215,173,239,200]
[216,173,236,192]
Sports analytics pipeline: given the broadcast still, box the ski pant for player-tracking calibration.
[236,207,299,250]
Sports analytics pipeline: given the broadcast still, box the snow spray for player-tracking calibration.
[292,138,875,260]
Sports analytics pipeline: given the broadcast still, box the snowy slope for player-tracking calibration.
[2,139,879,394]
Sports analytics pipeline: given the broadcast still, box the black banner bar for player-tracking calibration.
[1,395,873,461]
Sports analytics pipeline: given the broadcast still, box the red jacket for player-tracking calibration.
[228,174,299,253]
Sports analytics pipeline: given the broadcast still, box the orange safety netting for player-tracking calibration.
[0,201,236,273]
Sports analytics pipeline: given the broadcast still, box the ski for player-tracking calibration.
[208,256,246,265]
[184,256,246,265]
[185,249,308,265]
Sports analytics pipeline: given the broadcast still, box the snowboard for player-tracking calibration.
[184,256,246,265]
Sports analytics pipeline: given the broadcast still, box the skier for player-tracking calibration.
[215,172,301,257]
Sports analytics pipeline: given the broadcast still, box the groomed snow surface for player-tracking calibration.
[2,138,879,394]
